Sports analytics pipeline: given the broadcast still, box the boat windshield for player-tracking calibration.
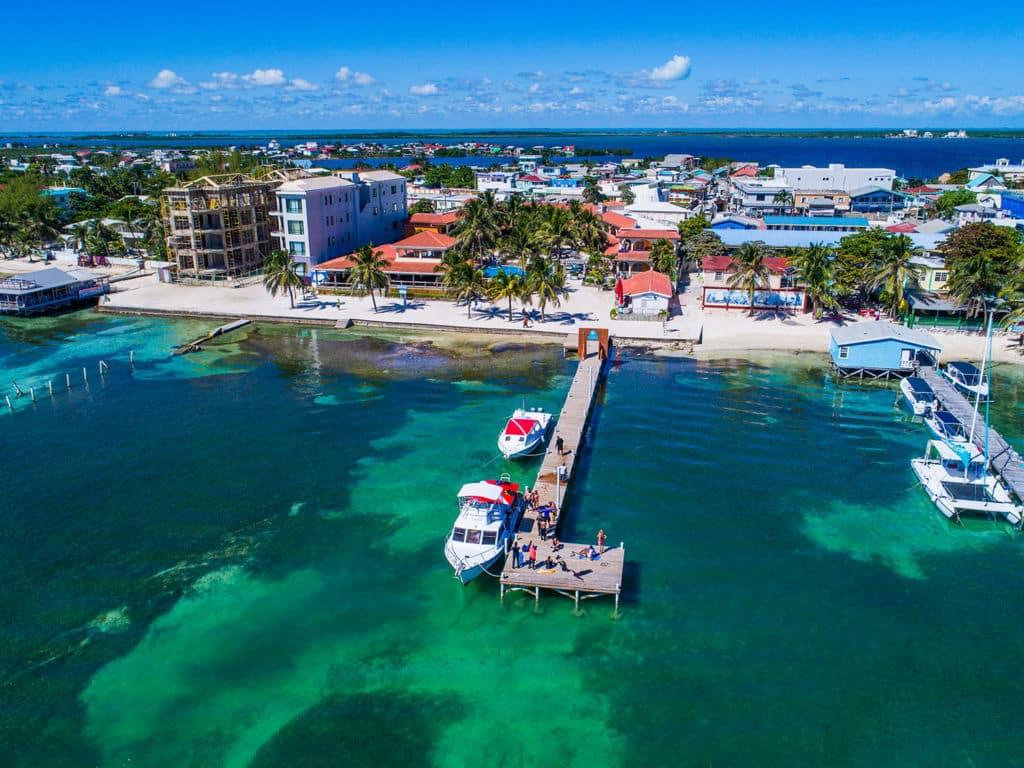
[461,497,494,513]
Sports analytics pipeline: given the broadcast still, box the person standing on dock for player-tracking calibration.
[597,529,606,554]
[538,517,548,541]
[511,539,520,569]
[528,541,537,569]
[556,435,564,456]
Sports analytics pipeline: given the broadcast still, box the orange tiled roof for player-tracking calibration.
[394,230,457,249]
[618,229,680,241]
[620,270,673,297]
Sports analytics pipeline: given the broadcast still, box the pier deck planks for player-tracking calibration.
[500,346,624,605]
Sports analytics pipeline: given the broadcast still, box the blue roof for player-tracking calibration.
[764,216,869,228]
[905,377,934,397]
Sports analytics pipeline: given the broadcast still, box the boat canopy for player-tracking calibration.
[457,482,505,502]
[934,411,962,429]
[947,361,985,384]
[905,377,935,398]
[929,439,983,464]
[504,418,538,436]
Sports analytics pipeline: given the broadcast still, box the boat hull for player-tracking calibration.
[499,434,544,460]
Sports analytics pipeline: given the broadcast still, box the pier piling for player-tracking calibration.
[5,395,11,411]
[29,387,35,402]
[66,373,71,390]
[48,381,54,397]
[82,367,87,384]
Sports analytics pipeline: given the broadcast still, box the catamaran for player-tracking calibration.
[900,376,936,416]
[911,440,1022,525]
[497,407,553,459]
[443,475,525,584]
[942,361,989,400]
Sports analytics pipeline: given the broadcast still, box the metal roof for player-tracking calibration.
[0,267,99,295]
[764,216,869,227]
[830,321,942,350]
[715,229,947,251]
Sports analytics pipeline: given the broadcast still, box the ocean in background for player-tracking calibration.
[3,311,1024,767]
[4,131,1024,179]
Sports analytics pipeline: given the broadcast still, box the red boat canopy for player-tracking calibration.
[504,418,538,436]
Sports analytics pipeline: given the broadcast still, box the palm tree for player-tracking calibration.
[501,225,540,273]
[488,269,525,322]
[263,249,306,308]
[649,239,677,278]
[528,256,567,321]
[347,243,390,312]
[870,234,924,319]
[69,222,90,253]
[773,189,794,213]
[453,195,501,264]
[788,242,837,318]
[442,260,487,317]
[727,243,771,316]
[946,248,1005,318]
[573,206,609,255]
[533,205,576,260]
[502,194,526,232]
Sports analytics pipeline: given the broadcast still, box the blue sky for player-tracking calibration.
[2,0,1022,131]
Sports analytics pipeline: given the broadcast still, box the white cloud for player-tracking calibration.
[288,78,319,92]
[649,54,692,82]
[335,66,375,86]
[149,69,189,89]
[243,68,286,87]
[529,83,540,93]
[104,85,128,97]
[410,83,438,96]
[204,71,240,89]
[569,86,584,95]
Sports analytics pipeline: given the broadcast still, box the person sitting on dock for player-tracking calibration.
[551,537,561,551]
[542,555,555,570]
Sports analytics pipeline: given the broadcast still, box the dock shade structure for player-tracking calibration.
[0,267,109,315]
[829,322,942,379]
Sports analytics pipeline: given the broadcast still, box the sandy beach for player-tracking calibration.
[99,272,1024,365]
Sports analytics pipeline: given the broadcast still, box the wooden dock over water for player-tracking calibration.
[920,367,1024,502]
[500,331,624,612]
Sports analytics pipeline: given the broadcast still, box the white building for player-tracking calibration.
[775,163,895,192]
[969,159,1024,183]
[730,179,792,216]
[271,171,407,270]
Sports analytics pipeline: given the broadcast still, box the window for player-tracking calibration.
[934,271,948,282]
[288,241,306,256]
[452,527,466,542]
[838,346,849,360]
[482,531,497,546]
[391,185,397,194]
[285,198,302,213]
[713,271,724,282]
[373,207,378,216]
[392,202,398,212]
[173,216,189,230]
[372,188,377,198]
[287,220,304,235]
[466,529,482,544]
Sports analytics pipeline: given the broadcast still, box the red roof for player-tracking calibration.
[620,271,673,298]
[601,211,637,231]
[886,222,918,233]
[619,229,680,241]
[730,165,758,178]
[905,186,939,194]
[519,174,545,183]
[394,230,457,249]
[701,254,791,273]
[504,418,538,436]
[409,211,459,226]
[615,251,650,262]
[603,236,621,256]
[317,244,445,275]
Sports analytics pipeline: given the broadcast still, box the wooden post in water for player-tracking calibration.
[29,387,35,402]
[82,367,88,384]
[48,381,54,397]
[66,373,71,390]
[129,350,134,367]
[5,395,12,410]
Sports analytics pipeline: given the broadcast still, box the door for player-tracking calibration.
[900,348,914,368]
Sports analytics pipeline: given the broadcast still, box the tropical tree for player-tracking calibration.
[501,225,540,272]
[83,219,123,258]
[618,184,635,205]
[441,260,487,317]
[680,230,725,265]
[69,222,90,252]
[347,243,390,312]
[488,269,525,322]
[452,194,501,263]
[946,249,1004,317]
[649,238,677,278]
[934,189,977,219]
[573,206,609,255]
[726,243,771,316]
[263,249,306,309]
[501,194,527,232]
[788,242,837,318]
[409,199,435,214]
[677,214,709,244]
[527,256,567,321]
[870,234,924,318]
[772,189,794,212]
[834,228,891,301]
[533,205,577,260]
[942,222,1022,298]
[582,178,604,204]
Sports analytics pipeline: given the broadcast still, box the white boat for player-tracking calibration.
[900,376,936,416]
[911,440,1022,525]
[943,361,989,400]
[923,409,969,445]
[443,475,525,584]
[497,407,553,459]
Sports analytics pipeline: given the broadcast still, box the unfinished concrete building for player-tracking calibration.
[162,175,276,278]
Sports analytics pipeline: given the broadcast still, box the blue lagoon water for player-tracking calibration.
[3,312,1024,766]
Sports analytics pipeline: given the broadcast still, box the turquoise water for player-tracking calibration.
[3,311,1024,767]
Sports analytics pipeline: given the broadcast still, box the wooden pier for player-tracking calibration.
[500,329,625,612]
[174,318,251,355]
[919,367,1024,502]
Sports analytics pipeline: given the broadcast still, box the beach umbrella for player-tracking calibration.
[614,277,624,305]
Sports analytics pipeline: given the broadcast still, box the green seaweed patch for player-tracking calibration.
[248,689,460,768]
